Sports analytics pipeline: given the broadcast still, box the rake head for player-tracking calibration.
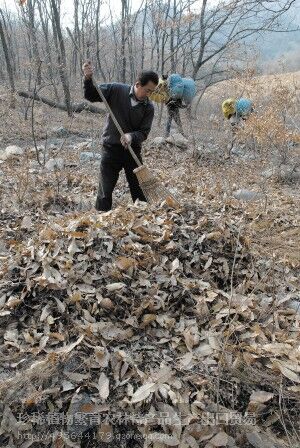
[134,165,180,207]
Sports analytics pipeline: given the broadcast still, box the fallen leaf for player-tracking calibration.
[95,347,110,368]
[204,256,213,270]
[106,282,126,291]
[98,372,110,400]
[250,391,274,403]
[53,335,84,354]
[142,314,157,327]
[131,383,156,403]
[209,431,229,447]
[99,298,114,310]
[68,239,81,256]
[273,361,300,383]
[62,380,75,392]
[170,258,180,273]
[165,196,180,209]
[21,215,32,230]
[115,256,136,270]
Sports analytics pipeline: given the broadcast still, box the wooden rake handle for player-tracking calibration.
[91,78,142,168]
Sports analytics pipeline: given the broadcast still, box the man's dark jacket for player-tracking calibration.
[84,79,154,151]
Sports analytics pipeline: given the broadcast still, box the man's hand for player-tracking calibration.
[120,133,132,148]
[82,60,93,80]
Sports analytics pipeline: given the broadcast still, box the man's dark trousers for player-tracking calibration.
[95,145,146,211]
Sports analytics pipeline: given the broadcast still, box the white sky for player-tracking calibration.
[0,0,204,26]
[0,0,121,23]
[0,0,117,22]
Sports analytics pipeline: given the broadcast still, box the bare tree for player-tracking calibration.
[37,0,60,101]
[50,0,72,116]
[25,0,42,86]
[95,0,107,81]
[120,0,127,82]
[0,8,15,107]
[189,0,297,80]
[141,0,148,69]
[0,0,298,115]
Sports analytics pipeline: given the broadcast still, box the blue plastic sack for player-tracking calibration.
[236,98,253,117]
[182,78,196,104]
[168,74,184,99]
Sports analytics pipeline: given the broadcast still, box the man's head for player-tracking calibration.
[134,70,159,100]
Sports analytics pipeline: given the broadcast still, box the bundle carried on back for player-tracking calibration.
[149,78,170,103]
[182,78,197,104]
[150,74,197,105]
[222,98,236,119]
[168,73,196,104]
[236,98,253,117]
[222,97,253,119]
[168,74,185,99]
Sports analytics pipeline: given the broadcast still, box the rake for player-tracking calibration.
[91,78,180,207]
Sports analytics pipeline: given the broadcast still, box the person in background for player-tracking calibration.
[163,75,187,137]
[222,97,254,157]
[82,61,158,211]
[222,97,254,132]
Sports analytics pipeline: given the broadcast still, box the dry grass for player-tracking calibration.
[202,70,300,103]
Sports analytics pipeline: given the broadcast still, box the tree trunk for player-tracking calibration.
[161,0,171,74]
[95,0,107,81]
[192,0,207,79]
[73,0,80,76]
[120,0,127,82]
[141,0,147,70]
[129,33,135,82]
[37,0,60,102]
[18,90,106,114]
[170,0,176,73]
[27,0,42,86]
[0,9,16,108]
[50,0,72,116]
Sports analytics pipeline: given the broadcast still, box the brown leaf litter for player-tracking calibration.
[0,197,299,447]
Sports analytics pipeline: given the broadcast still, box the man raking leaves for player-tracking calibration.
[83,61,179,211]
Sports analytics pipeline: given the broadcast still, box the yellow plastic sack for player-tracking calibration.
[149,79,170,103]
[222,98,236,119]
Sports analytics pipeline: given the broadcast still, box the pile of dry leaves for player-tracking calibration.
[0,198,299,448]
